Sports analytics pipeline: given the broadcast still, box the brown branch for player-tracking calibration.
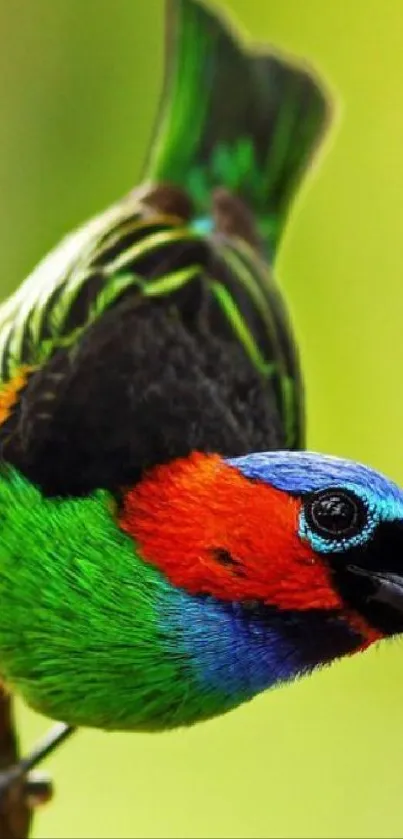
[0,688,31,839]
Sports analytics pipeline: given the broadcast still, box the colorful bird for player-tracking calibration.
[0,0,400,788]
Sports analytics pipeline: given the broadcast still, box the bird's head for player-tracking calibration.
[121,450,403,642]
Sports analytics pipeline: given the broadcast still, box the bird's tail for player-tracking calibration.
[145,0,331,255]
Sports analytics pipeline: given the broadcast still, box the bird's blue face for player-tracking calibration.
[229,451,403,635]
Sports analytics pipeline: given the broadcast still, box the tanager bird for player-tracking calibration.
[0,0,400,789]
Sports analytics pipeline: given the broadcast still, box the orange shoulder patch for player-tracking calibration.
[0,366,34,427]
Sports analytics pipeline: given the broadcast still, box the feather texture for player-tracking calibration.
[0,465,362,730]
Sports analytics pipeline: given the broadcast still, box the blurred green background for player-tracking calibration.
[0,0,402,836]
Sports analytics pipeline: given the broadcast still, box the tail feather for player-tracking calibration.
[146,0,331,254]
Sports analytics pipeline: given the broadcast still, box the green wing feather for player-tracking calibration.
[0,194,202,383]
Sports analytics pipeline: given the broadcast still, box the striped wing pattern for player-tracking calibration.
[0,193,201,382]
[0,190,303,449]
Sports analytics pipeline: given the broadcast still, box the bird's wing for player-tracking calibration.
[0,188,198,384]
[0,187,287,496]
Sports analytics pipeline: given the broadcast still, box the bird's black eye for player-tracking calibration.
[304,488,367,540]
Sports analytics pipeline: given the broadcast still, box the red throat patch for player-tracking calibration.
[119,452,345,612]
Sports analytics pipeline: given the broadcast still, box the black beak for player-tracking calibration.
[347,565,403,614]
[329,521,403,634]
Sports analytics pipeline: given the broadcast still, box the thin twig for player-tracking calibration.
[0,688,30,839]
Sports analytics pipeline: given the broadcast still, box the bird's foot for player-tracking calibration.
[24,772,53,808]
[0,723,76,804]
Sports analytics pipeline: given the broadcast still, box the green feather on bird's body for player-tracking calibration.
[0,469,211,731]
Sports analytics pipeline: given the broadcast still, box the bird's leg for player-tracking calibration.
[0,723,76,805]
